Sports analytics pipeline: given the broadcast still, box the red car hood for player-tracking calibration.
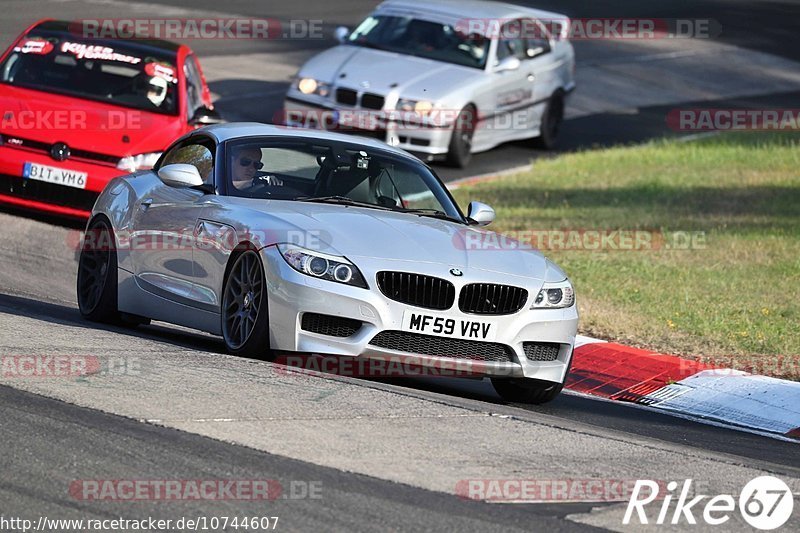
[0,84,187,156]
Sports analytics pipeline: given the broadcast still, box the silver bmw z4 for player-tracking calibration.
[77,123,578,404]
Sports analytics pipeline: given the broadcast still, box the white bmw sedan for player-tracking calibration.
[284,0,575,167]
[78,124,578,403]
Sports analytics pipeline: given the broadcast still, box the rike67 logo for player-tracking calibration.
[624,476,795,529]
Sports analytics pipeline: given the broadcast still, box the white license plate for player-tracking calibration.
[401,310,497,341]
[23,162,87,189]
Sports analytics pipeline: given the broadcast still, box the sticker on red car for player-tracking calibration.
[144,61,177,84]
[13,38,54,55]
[60,41,142,64]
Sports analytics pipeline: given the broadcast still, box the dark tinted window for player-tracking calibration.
[224,138,463,220]
[0,32,179,114]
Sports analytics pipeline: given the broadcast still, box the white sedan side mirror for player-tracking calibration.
[157,164,204,188]
[467,201,495,226]
[334,26,350,43]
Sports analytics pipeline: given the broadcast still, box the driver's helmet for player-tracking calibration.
[147,76,168,107]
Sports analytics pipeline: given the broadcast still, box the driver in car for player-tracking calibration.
[146,76,169,108]
[231,146,283,191]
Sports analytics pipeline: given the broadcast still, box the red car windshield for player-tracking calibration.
[0,32,180,115]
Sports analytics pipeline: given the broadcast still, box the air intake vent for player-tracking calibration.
[301,313,361,338]
[459,283,528,315]
[376,271,455,310]
[335,87,357,105]
[522,342,561,362]
[369,331,514,362]
[360,93,385,110]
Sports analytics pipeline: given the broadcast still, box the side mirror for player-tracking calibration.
[467,201,495,226]
[157,164,204,188]
[494,56,521,73]
[190,106,224,126]
[334,26,350,43]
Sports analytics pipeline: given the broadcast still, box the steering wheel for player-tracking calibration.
[243,179,304,199]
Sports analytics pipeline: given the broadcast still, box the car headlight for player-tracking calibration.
[277,243,367,289]
[296,77,330,97]
[531,280,575,309]
[117,152,162,172]
[396,98,434,115]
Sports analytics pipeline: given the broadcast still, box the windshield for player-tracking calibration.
[347,15,490,70]
[224,138,465,223]
[0,32,179,115]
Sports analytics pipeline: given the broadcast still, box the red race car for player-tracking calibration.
[0,19,220,217]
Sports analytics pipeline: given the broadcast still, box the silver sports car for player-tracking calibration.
[284,0,576,167]
[77,123,578,403]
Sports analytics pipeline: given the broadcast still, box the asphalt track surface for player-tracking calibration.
[1,1,800,531]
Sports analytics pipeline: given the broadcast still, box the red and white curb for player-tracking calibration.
[569,335,800,441]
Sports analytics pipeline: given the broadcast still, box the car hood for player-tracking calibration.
[299,45,481,102]
[0,85,186,156]
[235,200,551,281]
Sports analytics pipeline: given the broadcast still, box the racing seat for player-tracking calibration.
[324,167,372,202]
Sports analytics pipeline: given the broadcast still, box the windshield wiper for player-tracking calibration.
[395,208,464,224]
[296,196,392,210]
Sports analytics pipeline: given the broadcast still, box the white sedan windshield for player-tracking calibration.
[348,16,490,69]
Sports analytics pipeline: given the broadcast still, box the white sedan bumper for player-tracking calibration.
[283,96,452,159]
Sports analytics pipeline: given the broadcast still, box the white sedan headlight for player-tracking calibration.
[296,77,330,97]
[117,152,162,172]
[531,280,575,309]
[396,98,434,115]
[277,243,367,289]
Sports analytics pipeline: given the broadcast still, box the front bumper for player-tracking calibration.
[261,246,578,384]
[283,96,452,159]
[0,145,123,216]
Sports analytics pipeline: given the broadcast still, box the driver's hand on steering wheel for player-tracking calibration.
[255,174,284,186]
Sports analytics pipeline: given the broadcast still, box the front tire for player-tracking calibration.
[491,378,564,404]
[77,217,120,323]
[445,105,477,168]
[534,93,564,150]
[221,250,273,359]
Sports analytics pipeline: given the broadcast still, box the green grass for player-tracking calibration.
[451,133,800,378]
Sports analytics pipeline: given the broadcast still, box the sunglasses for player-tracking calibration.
[239,158,263,170]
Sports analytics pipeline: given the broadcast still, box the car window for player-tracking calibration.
[0,31,179,115]
[496,20,528,62]
[161,142,214,183]
[259,147,319,180]
[347,15,489,69]
[223,138,463,222]
[184,55,205,119]
[523,19,552,59]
